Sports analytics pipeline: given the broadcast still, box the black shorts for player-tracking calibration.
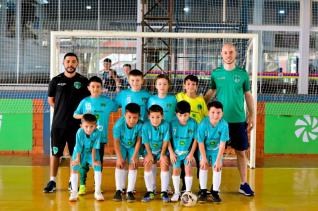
[51,127,78,157]
[228,122,249,151]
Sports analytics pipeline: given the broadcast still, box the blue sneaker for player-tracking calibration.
[239,183,254,196]
[43,180,56,193]
[161,191,170,202]
[142,191,155,202]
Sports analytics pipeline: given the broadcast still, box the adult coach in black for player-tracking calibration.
[43,52,89,193]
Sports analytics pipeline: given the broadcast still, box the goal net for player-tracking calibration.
[51,31,258,168]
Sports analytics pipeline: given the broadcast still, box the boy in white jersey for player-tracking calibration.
[169,101,197,202]
[113,103,143,203]
[142,105,170,203]
[197,101,229,203]
[69,114,103,202]
[148,74,177,193]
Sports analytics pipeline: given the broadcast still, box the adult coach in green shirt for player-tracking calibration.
[205,43,255,196]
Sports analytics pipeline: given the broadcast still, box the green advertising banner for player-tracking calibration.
[265,103,318,154]
[0,99,33,150]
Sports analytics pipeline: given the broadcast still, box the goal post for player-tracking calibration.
[50,30,258,168]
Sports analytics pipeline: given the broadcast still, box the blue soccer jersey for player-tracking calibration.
[147,95,177,122]
[142,120,170,155]
[74,96,118,143]
[197,117,229,152]
[73,128,101,156]
[170,117,197,157]
[113,116,143,149]
[115,89,150,121]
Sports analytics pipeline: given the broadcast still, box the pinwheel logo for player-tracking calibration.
[294,115,318,143]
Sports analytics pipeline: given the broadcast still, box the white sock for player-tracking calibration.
[161,171,169,192]
[127,170,137,192]
[172,175,180,194]
[144,171,153,192]
[122,169,128,190]
[185,176,193,192]
[115,168,123,191]
[152,164,157,190]
[212,170,222,192]
[50,176,56,182]
[70,173,78,193]
[94,171,102,193]
[199,169,208,190]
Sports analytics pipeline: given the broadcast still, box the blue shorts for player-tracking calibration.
[71,150,101,172]
[228,122,249,151]
[173,155,192,168]
[119,145,137,164]
[199,151,220,167]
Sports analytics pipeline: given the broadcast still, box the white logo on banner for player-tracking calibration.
[295,115,318,143]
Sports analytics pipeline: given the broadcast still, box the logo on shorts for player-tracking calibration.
[74,81,82,89]
[53,147,58,155]
[127,140,132,146]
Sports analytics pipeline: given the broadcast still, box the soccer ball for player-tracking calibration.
[180,191,197,207]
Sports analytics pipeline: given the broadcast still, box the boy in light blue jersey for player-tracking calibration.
[115,69,150,121]
[74,76,118,194]
[147,74,177,193]
[142,105,171,203]
[197,101,229,203]
[168,101,197,202]
[112,103,143,203]
[69,114,104,202]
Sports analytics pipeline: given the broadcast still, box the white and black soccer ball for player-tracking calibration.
[180,191,197,207]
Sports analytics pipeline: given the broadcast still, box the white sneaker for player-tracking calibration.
[69,191,78,202]
[171,193,180,202]
[95,191,104,201]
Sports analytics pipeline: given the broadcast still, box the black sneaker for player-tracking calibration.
[198,189,207,203]
[126,191,136,203]
[211,190,221,202]
[43,180,56,193]
[113,190,123,201]
[161,191,170,202]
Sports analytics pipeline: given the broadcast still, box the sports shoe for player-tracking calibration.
[78,185,86,195]
[113,190,122,201]
[239,183,254,196]
[142,191,155,202]
[161,191,170,202]
[211,190,221,202]
[43,180,56,193]
[68,181,72,192]
[94,191,104,201]
[198,189,207,203]
[171,193,180,202]
[126,191,136,203]
[69,191,78,202]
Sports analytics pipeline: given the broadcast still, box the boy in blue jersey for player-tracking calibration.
[147,74,177,193]
[142,105,171,203]
[197,101,229,203]
[74,76,118,194]
[169,101,197,202]
[112,103,143,203]
[115,69,151,121]
[69,114,104,202]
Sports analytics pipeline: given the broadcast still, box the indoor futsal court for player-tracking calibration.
[1,0,318,211]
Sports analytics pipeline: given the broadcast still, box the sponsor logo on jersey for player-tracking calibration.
[180,140,186,146]
[74,81,82,89]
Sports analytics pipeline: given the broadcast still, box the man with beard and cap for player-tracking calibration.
[43,52,90,193]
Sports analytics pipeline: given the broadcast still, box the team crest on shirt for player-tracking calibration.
[74,81,82,89]
[233,75,241,83]
[180,140,185,146]
[167,103,172,108]
[197,104,202,110]
[85,103,92,112]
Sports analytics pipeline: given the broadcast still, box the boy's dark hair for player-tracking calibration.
[82,113,97,123]
[207,100,223,111]
[176,100,191,114]
[184,74,198,84]
[123,64,131,68]
[155,74,170,85]
[129,69,143,77]
[125,103,140,114]
[64,52,78,62]
[148,104,163,115]
[103,58,112,63]
[88,76,102,85]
